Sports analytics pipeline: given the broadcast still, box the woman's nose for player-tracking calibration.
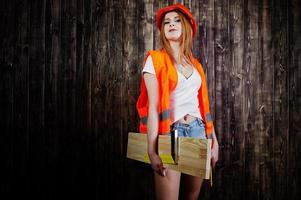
[169,23,175,27]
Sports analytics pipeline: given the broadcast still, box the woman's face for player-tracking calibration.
[163,11,182,41]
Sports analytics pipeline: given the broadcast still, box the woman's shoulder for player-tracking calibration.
[144,49,166,63]
[145,49,165,58]
[143,49,166,71]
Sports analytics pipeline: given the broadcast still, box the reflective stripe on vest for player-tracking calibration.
[140,109,171,125]
[206,113,213,122]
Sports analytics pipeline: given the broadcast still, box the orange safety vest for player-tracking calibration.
[136,49,214,138]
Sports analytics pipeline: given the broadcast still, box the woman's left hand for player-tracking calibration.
[211,138,219,168]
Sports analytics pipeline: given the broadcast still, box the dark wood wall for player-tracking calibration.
[1,0,300,199]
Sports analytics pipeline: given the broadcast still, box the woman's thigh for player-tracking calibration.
[180,174,203,200]
[154,169,181,200]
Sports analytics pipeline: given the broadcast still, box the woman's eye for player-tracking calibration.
[175,19,181,23]
[164,21,170,25]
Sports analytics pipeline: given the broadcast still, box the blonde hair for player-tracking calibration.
[160,10,194,65]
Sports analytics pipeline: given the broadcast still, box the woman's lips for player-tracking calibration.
[169,28,177,32]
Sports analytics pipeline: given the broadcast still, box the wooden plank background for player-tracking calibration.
[1,0,300,199]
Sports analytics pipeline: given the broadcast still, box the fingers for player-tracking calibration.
[211,149,218,168]
[160,165,167,176]
[152,164,167,176]
[149,154,167,176]
[157,165,167,176]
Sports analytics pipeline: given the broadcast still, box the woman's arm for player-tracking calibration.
[143,72,166,176]
[211,128,219,168]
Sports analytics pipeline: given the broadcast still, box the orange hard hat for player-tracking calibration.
[156,3,197,37]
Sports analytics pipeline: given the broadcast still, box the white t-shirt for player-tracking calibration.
[142,55,203,123]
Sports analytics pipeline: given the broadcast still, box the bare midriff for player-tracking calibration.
[176,114,197,124]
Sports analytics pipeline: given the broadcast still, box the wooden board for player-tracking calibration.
[126,132,150,164]
[126,132,212,179]
[126,132,176,164]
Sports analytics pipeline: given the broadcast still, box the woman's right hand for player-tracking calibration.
[148,152,167,176]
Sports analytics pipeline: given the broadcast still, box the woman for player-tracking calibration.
[136,3,219,200]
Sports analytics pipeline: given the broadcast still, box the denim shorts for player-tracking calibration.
[171,118,206,139]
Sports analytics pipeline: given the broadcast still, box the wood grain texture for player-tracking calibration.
[272,0,289,199]
[1,0,300,199]
[178,137,212,179]
[288,1,301,199]
[256,0,274,199]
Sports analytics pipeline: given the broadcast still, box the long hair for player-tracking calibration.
[160,10,194,65]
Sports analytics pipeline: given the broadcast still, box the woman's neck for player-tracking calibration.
[169,41,180,62]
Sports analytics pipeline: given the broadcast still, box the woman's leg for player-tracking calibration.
[180,174,203,200]
[179,118,205,199]
[154,169,181,200]
[168,117,205,199]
